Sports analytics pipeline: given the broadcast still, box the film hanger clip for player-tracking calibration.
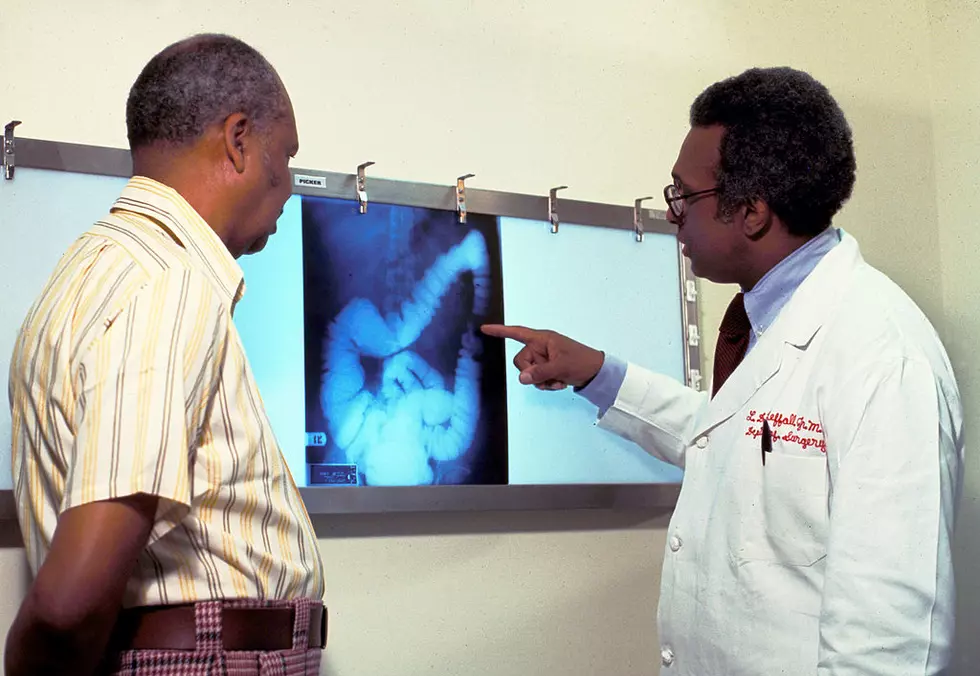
[685,279,698,303]
[456,173,475,223]
[549,185,568,234]
[356,161,375,213]
[634,196,653,242]
[4,120,22,181]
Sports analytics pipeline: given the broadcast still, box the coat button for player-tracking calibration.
[661,647,675,666]
[669,535,682,552]
[695,435,708,449]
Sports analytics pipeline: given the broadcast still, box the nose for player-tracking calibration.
[666,206,682,229]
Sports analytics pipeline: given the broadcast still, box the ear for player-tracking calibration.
[221,113,250,174]
[742,197,772,240]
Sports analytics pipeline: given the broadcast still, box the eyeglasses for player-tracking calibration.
[663,184,720,218]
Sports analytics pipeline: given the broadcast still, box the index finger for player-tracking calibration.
[480,323,541,344]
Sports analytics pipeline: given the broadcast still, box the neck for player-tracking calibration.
[740,230,820,291]
[131,146,235,247]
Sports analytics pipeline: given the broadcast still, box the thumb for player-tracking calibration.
[519,360,564,386]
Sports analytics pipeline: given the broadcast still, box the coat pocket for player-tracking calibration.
[741,452,829,566]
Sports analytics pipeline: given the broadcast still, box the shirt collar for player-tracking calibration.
[110,176,245,305]
[743,226,841,340]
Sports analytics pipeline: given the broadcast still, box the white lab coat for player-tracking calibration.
[598,231,964,675]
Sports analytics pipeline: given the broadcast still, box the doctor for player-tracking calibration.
[483,67,964,675]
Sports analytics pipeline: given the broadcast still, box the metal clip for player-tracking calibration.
[549,185,568,233]
[4,120,22,180]
[688,369,703,392]
[356,161,375,213]
[633,196,653,242]
[456,173,475,223]
[685,279,698,303]
[687,324,700,347]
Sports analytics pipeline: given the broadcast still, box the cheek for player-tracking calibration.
[275,177,292,212]
[683,217,707,248]
[273,164,291,200]
[685,226,727,269]
[259,167,289,215]
[270,162,285,187]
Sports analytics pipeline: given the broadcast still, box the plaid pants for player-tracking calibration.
[102,598,323,676]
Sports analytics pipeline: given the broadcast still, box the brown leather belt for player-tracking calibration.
[108,604,327,652]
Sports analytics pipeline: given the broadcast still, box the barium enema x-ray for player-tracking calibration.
[302,196,508,486]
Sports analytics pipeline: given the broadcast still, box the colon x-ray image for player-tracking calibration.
[302,196,508,486]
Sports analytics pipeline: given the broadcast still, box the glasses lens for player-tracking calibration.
[664,184,684,217]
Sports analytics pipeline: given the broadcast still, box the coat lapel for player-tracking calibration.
[698,332,784,436]
[694,230,864,437]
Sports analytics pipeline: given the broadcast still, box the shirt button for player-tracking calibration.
[695,435,708,449]
[669,535,682,552]
[661,647,675,666]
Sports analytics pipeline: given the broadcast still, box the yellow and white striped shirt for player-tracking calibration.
[9,176,324,607]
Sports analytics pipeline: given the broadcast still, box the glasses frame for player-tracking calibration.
[663,184,720,218]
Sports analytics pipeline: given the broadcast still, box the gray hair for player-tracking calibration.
[126,33,288,150]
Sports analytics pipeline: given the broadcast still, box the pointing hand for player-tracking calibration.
[480,324,604,390]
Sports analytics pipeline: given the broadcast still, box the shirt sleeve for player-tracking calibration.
[575,353,628,414]
[64,268,229,545]
[818,357,962,675]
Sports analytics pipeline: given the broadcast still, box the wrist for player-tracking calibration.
[577,349,605,389]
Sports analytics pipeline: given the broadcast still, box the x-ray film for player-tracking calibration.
[2,164,686,495]
[301,196,508,486]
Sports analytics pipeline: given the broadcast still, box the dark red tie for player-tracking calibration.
[712,292,751,397]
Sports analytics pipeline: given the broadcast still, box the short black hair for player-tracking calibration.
[126,33,288,150]
[690,67,856,237]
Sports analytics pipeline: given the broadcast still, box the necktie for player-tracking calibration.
[712,292,751,397]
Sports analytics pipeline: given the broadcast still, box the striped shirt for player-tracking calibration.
[9,176,324,607]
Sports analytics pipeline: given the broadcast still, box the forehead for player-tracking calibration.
[672,125,724,188]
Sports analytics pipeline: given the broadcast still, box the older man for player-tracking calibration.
[5,34,324,676]
[484,67,964,675]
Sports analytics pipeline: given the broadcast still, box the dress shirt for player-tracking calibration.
[9,176,325,607]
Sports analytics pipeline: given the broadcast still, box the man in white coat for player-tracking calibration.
[483,67,964,675]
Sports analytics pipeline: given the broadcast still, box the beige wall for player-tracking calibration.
[0,1,975,674]
[928,2,980,674]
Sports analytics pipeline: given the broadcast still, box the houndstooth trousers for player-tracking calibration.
[101,598,323,676]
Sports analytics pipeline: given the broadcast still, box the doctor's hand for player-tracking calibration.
[480,324,604,391]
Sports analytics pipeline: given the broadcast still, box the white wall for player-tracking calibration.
[0,1,974,674]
